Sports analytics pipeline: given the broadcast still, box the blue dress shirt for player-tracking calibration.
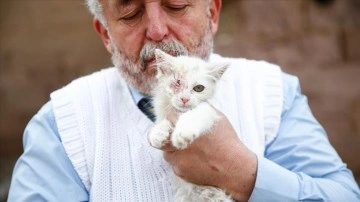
[8,73,360,201]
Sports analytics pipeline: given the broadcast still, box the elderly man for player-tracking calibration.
[8,0,360,201]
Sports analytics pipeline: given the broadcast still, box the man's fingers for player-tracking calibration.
[160,141,177,152]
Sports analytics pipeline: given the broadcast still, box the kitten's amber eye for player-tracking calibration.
[193,85,205,92]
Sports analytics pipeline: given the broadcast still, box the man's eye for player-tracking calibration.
[120,10,143,22]
[193,85,205,92]
[165,4,188,12]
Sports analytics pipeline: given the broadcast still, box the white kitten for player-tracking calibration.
[148,49,233,202]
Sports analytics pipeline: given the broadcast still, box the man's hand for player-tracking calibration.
[159,109,258,202]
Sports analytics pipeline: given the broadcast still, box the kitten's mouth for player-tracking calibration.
[174,105,192,113]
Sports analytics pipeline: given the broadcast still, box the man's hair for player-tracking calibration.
[85,0,107,27]
[85,0,212,28]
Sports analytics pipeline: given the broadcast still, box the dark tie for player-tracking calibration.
[137,97,156,122]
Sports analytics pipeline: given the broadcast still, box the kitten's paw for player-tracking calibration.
[171,117,199,149]
[148,129,169,148]
[148,120,172,148]
[171,129,197,149]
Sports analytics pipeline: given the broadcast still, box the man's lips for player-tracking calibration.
[143,50,177,71]
[146,58,155,65]
[143,57,156,73]
[145,58,156,69]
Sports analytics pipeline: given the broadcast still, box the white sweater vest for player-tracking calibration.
[50,55,283,201]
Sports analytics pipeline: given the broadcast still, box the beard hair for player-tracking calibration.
[110,23,214,95]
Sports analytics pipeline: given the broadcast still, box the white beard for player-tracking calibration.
[108,23,214,95]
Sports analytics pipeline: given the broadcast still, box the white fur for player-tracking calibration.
[148,119,173,148]
[171,102,219,149]
[148,49,232,202]
[171,172,233,202]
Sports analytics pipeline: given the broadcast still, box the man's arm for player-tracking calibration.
[161,73,360,201]
[8,102,88,201]
[249,74,360,201]
[162,109,258,201]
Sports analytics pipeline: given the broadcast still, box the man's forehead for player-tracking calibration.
[105,0,194,5]
[106,0,136,5]
[100,0,132,7]
[99,0,135,11]
[102,0,200,11]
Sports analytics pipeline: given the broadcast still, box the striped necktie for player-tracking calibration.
[137,97,156,122]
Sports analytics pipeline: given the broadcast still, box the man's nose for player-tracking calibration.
[145,6,169,41]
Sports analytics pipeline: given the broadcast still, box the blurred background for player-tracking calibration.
[0,0,359,200]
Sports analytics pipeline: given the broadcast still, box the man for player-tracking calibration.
[8,0,360,201]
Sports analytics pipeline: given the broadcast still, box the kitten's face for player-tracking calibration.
[167,69,216,112]
[154,49,229,112]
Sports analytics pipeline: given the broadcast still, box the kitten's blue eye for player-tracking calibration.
[193,85,205,92]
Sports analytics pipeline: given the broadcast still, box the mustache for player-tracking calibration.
[139,39,189,70]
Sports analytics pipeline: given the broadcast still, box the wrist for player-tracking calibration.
[223,146,258,201]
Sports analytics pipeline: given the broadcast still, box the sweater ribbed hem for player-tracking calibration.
[261,62,283,145]
[51,84,91,191]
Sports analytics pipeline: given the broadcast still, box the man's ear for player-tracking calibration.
[209,0,222,35]
[93,17,113,54]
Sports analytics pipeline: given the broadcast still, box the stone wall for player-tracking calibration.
[0,0,359,196]
[0,0,112,155]
[217,0,360,183]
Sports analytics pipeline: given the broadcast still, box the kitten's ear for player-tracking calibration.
[155,49,174,75]
[155,49,173,62]
[208,62,230,80]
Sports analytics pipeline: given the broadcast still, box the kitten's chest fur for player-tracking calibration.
[148,49,233,201]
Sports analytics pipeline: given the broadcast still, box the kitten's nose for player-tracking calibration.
[181,97,189,104]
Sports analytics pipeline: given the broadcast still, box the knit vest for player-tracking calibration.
[50,55,283,201]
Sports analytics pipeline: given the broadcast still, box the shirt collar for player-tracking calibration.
[128,86,148,104]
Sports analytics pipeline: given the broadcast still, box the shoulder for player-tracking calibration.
[50,67,123,108]
[209,53,280,69]
[209,54,282,79]
[210,53,299,94]
[280,72,302,116]
[24,101,60,141]
[9,101,89,201]
[59,67,119,89]
[218,54,303,118]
